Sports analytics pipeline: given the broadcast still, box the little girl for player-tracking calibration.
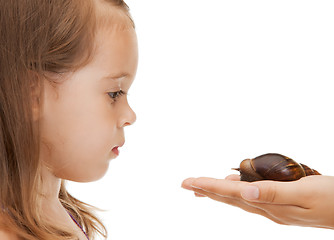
[0,0,137,239]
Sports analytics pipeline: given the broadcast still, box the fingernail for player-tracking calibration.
[241,185,259,201]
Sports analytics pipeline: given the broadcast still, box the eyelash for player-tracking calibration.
[107,90,127,103]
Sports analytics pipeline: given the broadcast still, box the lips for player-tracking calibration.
[112,146,119,156]
[112,142,124,156]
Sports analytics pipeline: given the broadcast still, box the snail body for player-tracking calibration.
[234,153,320,182]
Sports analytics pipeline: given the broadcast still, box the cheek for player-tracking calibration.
[40,92,118,181]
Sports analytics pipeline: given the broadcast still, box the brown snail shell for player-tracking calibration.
[233,153,321,182]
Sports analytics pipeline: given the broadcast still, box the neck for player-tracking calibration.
[40,163,63,208]
[39,164,86,238]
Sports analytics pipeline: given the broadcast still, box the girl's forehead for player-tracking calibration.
[87,21,137,81]
[94,24,136,54]
[92,5,136,59]
[96,3,134,31]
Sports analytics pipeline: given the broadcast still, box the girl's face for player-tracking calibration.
[40,24,138,182]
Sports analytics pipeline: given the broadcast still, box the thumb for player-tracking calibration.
[240,185,260,201]
[240,180,302,204]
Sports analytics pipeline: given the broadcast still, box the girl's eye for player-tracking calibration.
[107,90,127,102]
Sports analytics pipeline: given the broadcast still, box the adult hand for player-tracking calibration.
[182,175,334,229]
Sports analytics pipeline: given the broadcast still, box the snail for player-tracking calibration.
[233,153,321,182]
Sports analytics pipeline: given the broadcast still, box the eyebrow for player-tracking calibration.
[101,73,129,81]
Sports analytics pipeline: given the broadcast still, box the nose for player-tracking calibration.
[118,104,136,128]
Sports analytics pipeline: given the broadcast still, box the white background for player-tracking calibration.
[68,1,334,239]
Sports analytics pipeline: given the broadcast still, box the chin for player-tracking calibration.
[59,164,110,183]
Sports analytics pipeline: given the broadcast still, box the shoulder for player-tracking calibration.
[0,215,19,240]
[0,230,18,240]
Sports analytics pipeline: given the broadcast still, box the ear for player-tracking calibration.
[28,71,43,122]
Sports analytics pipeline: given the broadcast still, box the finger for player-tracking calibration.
[225,174,240,181]
[192,188,286,225]
[190,177,310,207]
[190,177,247,199]
[188,177,315,226]
[181,177,196,190]
[194,192,207,197]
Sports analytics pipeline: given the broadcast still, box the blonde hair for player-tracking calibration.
[0,0,133,239]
